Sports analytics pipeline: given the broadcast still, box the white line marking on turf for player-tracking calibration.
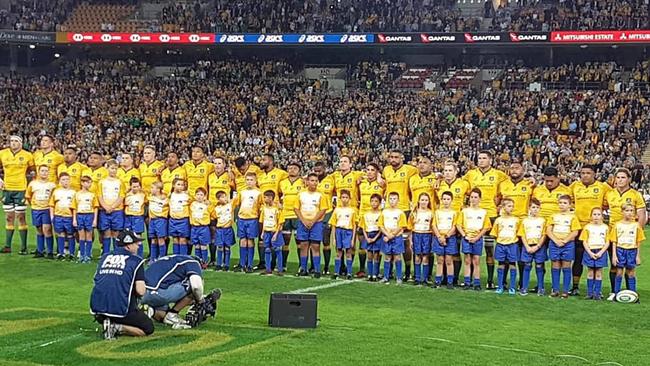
[419,337,456,344]
[289,280,357,294]
[37,333,82,348]
[596,363,624,366]
[477,344,545,355]
[556,355,590,362]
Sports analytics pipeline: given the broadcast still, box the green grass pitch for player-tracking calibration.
[0,211,649,366]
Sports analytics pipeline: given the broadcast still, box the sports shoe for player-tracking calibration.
[584,295,594,300]
[422,281,430,287]
[313,272,321,279]
[164,312,189,327]
[331,274,338,280]
[380,278,390,285]
[56,254,66,261]
[549,291,560,298]
[473,285,482,291]
[486,282,496,290]
[593,294,603,301]
[396,279,403,285]
[561,292,569,299]
[569,288,580,296]
[252,264,265,271]
[46,253,54,259]
[223,267,229,272]
[508,288,516,295]
[432,282,441,289]
[519,290,529,296]
[171,322,192,330]
[19,249,28,255]
[260,271,272,276]
[537,289,546,297]
[323,269,330,275]
[346,274,353,280]
[102,318,118,340]
[33,252,44,258]
[446,284,454,290]
[413,280,421,286]
[142,305,155,319]
[495,288,504,295]
[371,276,378,282]
[463,284,472,290]
[215,265,223,271]
[607,293,616,302]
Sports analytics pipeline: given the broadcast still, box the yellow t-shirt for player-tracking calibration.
[117,167,141,190]
[408,209,433,233]
[609,221,646,249]
[437,179,470,212]
[378,208,408,233]
[383,164,418,211]
[433,208,457,236]
[72,191,98,214]
[257,167,289,199]
[26,179,56,210]
[410,174,437,210]
[214,201,236,228]
[462,168,508,217]
[169,192,191,219]
[279,178,304,219]
[333,170,365,208]
[570,181,610,225]
[0,148,34,190]
[190,200,212,226]
[296,190,328,221]
[49,187,75,217]
[260,204,284,232]
[518,216,546,245]
[34,150,64,183]
[498,179,534,218]
[358,178,384,215]
[139,160,164,194]
[317,174,335,213]
[549,212,581,240]
[578,223,609,250]
[57,162,88,191]
[532,184,572,220]
[457,207,492,237]
[124,192,146,216]
[208,171,233,204]
[98,177,125,210]
[328,206,358,230]
[83,166,108,195]
[233,164,261,193]
[148,194,169,219]
[490,216,520,244]
[234,188,262,219]
[605,188,646,226]
[182,160,214,197]
[160,166,186,195]
[359,210,381,233]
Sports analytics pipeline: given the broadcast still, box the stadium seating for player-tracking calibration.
[60,4,137,32]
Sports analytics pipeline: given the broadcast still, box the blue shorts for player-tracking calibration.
[361,231,383,252]
[462,237,484,256]
[142,282,190,311]
[549,240,575,262]
[191,225,211,246]
[53,216,73,234]
[168,217,190,238]
[382,236,405,255]
[615,248,638,269]
[412,232,432,255]
[520,244,548,263]
[432,235,459,256]
[296,220,324,243]
[237,218,259,239]
[335,228,354,249]
[582,249,609,268]
[263,231,285,248]
[98,210,125,231]
[148,218,168,238]
[125,215,145,234]
[76,213,94,231]
[215,227,235,247]
[495,243,519,262]
[31,209,51,227]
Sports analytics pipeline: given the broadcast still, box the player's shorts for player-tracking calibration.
[482,217,498,247]
[432,235,459,256]
[495,243,519,262]
[168,217,190,238]
[582,249,609,268]
[615,248,638,269]
[412,232,432,255]
[282,218,299,233]
[148,218,168,238]
[191,225,211,246]
[214,227,235,247]
[53,215,73,234]
[361,230,383,251]
[296,220,324,243]
[142,281,190,311]
[2,190,26,210]
[461,238,484,256]
[98,210,125,231]
[263,231,285,248]
[125,215,145,234]
[520,244,548,263]
[335,228,354,249]
[237,218,259,239]
[548,240,575,261]
[96,309,154,336]
[31,209,51,227]
[76,213,94,231]
[382,236,405,255]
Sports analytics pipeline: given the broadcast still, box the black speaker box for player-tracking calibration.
[268,293,318,328]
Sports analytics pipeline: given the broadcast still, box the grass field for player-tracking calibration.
[1,212,649,366]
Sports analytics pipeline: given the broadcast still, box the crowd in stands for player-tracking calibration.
[499,62,620,89]
[1,59,649,192]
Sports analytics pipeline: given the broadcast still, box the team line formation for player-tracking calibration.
[0,134,647,301]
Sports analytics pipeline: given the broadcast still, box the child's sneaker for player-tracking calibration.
[495,288,504,295]
[508,288,516,295]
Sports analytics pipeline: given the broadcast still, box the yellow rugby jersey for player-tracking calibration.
[605,188,646,225]
[433,209,457,236]
[490,216,520,244]
[359,178,384,214]
[383,164,418,211]
[98,177,125,210]
[26,180,56,210]
[57,162,88,191]
[260,204,284,232]
[332,170,364,208]
[296,190,328,221]
[214,202,235,228]
[549,212,581,240]
[518,216,546,245]
[190,200,212,226]
[83,166,108,195]
[408,209,433,233]
[359,210,381,233]
[169,192,191,219]
[147,194,169,219]
[410,173,437,210]
[208,171,233,204]
[34,150,64,183]
[124,192,146,216]
[182,160,214,197]
[234,188,262,219]
[0,148,34,191]
[161,166,187,195]
[317,174,335,213]
[378,208,408,233]
[117,167,141,190]
[570,181,610,225]
[72,191,98,214]
[234,164,261,193]
[279,177,304,219]
[258,167,289,199]
[49,187,75,217]
[498,179,534,218]
[138,160,164,194]
[457,207,492,237]
[532,184,572,220]
[609,221,646,249]
[462,168,508,217]
[579,223,609,250]
[328,206,358,230]
[437,179,470,212]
